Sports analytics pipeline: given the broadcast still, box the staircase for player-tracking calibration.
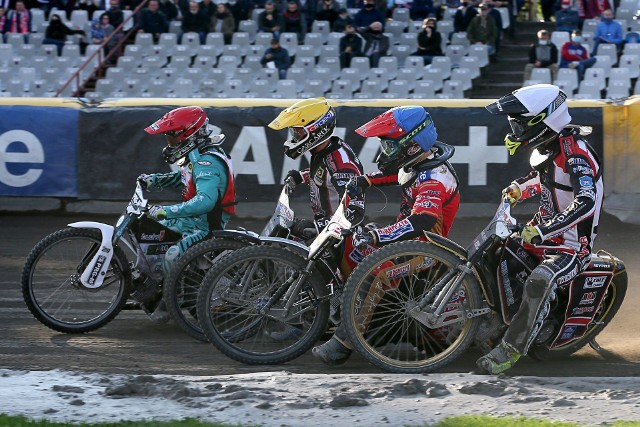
[468,21,556,99]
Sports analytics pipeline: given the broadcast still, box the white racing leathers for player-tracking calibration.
[501,127,603,354]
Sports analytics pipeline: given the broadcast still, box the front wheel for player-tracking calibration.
[21,228,130,333]
[196,245,330,365]
[163,238,250,342]
[342,240,483,374]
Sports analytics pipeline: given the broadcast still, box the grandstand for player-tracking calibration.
[1,3,638,100]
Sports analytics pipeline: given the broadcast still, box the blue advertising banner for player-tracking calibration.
[0,106,78,197]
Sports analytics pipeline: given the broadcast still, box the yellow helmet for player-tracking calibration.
[269,97,336,159]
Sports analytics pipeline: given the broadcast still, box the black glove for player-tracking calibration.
[291,218,317,239]
[352,229,376,249]
[346,176,370,198]
[285,169,304,185]
[137,174,154,191]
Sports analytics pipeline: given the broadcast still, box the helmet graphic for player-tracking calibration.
[355,106,438,174]
[268,97,336,159]
[145,106,216,163]
[485,84,571,156]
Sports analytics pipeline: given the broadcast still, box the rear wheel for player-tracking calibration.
[342,241,483,373]
[196,245,330,365]
[163,238,249,341]
[528,270,628,360]
[21,228,130,333]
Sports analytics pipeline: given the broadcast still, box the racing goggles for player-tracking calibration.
[164,129,184,147]
[289,125,310,145]
[379,138,403,157]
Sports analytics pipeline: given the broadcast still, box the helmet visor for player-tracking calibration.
[289,126,309,144]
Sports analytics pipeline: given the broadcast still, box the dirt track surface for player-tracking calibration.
[2,212,640,378]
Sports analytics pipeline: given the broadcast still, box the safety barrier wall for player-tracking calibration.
[0,97,636,218]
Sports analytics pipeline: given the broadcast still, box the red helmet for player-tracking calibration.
[145,106,211,163]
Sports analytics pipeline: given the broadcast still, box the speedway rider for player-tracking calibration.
[312,105,461,366]
[138,106,236,320]
[268,97,366,239]
[476,84,603,375]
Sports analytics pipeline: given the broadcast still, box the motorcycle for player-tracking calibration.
[20,182,255,333]
[195,191,353,365]
[162,180,311,342]
[340,197,628,373]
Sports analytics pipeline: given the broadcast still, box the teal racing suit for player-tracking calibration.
[145,145,235,276]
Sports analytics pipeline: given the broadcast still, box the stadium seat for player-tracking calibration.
[618,54,640,78]
[442,79,465,98]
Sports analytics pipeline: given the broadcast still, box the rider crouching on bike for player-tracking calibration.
[268,97,366,239]
[476,84,603,375]
[312,105,461,366]
[139,106,237,320]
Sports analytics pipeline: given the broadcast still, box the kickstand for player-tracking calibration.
[589,338,602,353]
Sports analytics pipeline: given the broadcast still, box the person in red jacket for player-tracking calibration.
[312,105,461,366]
[560,30,597,80]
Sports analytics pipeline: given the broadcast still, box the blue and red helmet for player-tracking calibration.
[355,106,437,174]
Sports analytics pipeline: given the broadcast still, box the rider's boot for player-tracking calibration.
[312,336,352,366]
[268,323,304,341]
[149,299,170,324]
[476,340,521,375]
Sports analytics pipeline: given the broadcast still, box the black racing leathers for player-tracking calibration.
[298,136,365,230]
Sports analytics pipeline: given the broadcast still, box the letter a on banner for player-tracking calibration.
[229,126,275,185]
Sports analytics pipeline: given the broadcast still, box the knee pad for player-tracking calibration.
[524,269,551,300]
[162,246,181,276]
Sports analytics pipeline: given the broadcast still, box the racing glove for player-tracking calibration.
[291,217,318,240]
[346,176,371,198]
[502,182,522,207]
[521,225,541,244]
[137,174,154,191]
[284,170,304,194]
[147,205,167,221]
[352,229,376,249]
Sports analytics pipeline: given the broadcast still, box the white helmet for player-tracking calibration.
[485,84,571,155]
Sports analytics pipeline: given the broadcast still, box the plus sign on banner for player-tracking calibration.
[450,126,509,186]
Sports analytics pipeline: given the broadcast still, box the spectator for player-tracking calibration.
[0,7,6,40]
[180,0,208,44]
[282,0,306,41]
[209,2,234,44]
[228,0,250,30]
[410,0,435,21]
[339,23,363,68]
[583,0,610,20]
[316,0,339,28]
[453,1,477,33]
[560,29,596,80]
[76,0,99,22]
[524,29,559,82]
[554,0,579,33]
[91,12,120,62]
[158,0,178,21]
[43,13,86,55]
[258,0,284,40]
[199,0,216,19]
[138,0,168,43]
[467,3,497,55]
[3,0,31,42]
[412,17,443,65]
[591,9,623,56]
[332,7,353,32]
[105,0,124,29]
[260,38,291,78]
[361,20,389,67]
[484,0,502,52]
[539,0,554,22]
[354,0,384,32]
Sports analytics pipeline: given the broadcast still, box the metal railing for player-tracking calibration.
[55,0,150,98]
